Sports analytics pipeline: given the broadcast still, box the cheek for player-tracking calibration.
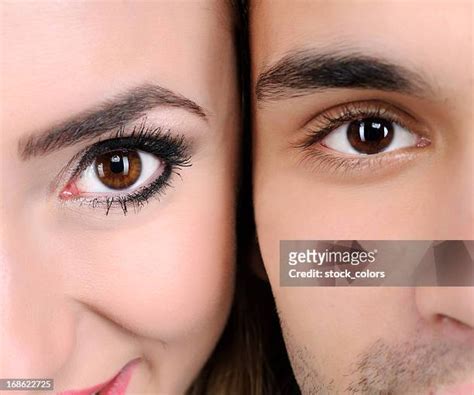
[255,155,451,248]
[277,288,418,379]
[46,190,235,343]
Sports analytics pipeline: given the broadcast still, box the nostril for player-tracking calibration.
[415,287,474,336]
[435,314,474,346]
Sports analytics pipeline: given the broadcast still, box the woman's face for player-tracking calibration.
[1,1,238,393]
[251,1,473,393]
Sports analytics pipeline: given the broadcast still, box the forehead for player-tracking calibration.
[250,0,471,91]
[1,1,234,137]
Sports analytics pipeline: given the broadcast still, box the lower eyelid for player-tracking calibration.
[296,129,431,179]
[297,146,422,181]
[59,166,175,216]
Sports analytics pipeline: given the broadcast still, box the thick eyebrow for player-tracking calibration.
[18,83,207,160]
[255,50,431,102]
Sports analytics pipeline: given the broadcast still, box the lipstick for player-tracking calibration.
[57,358,140,395]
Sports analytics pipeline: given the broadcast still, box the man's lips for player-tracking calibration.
[432,383,474,395]
[57,358,140,395]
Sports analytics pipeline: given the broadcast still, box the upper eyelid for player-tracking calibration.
[18,83,209,161]
[49,128,145,191]
[302,100,420,130]
[76,122,188,167]
[51,124,191,195]
[294,100,428,149]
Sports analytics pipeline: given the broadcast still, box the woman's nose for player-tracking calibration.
[0,238,76,379]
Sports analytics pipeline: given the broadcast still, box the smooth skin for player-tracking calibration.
[0,1,239,393]
[251,1,473,394]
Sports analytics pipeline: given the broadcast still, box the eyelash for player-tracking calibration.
[61,123,191,215]
[296,100,429,175]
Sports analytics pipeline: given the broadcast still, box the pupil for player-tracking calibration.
[347,117,394,154]
[110,154,125,174]
[94,149,141,190]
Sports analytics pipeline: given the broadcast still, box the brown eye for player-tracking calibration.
[95,149,142,189]
[347,117,394,154]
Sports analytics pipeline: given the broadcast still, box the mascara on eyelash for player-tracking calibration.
[59,122,192,215]
[70,123,191,179]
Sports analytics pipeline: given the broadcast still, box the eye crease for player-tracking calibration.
[58,123,192,215]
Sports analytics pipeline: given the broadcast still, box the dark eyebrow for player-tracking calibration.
[255,50,431,102]
[18,83,208,160]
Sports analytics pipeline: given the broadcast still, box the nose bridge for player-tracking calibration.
[465,165,474,237]
[448,132,474,238]
[0,230,76,378]
[0,136,76,379]
[434,174,474,240]
[429,120,473,240]
[455,150,474,238]
[416,287,474,330]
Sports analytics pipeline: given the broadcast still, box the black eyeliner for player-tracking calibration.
[67,122,192,215]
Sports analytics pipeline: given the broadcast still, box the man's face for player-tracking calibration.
[251,1,474,393]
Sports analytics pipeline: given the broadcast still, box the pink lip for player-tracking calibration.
[57,358,140,395]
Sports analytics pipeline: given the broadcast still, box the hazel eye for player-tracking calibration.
[76,149,163,193]
[321,117,418,155]
[95,150,141,190]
